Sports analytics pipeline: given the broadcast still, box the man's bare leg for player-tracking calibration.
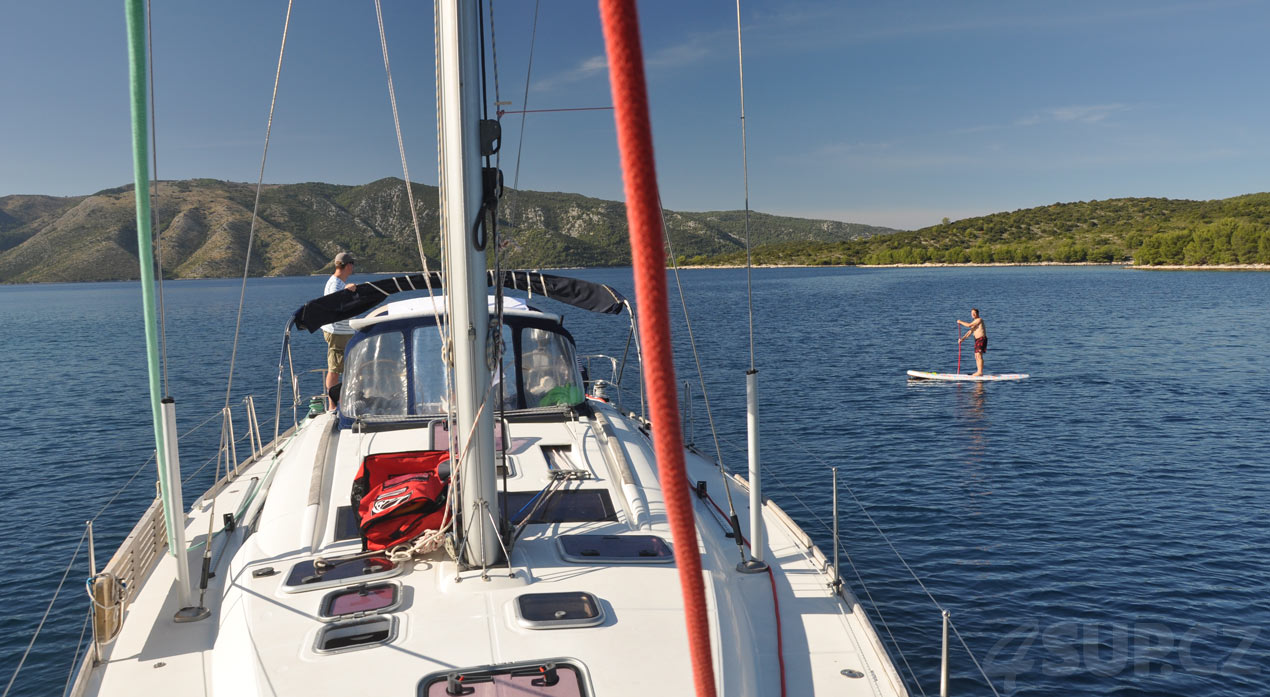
[972,352,984,376]
[325,369,339,408]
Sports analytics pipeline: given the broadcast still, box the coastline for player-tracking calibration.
[1124,263,1270,271]
[681,261,1270,271]
[7,262,1270,285]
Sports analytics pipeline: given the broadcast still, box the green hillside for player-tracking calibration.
[0,179,893,283]
[685,194,1270,267]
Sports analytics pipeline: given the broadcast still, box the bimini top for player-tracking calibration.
[350,295,558,332]
[293,270,627,333]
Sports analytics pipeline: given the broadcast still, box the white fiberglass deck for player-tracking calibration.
[74,400,907,697]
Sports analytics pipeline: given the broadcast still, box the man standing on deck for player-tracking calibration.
[958,308,987,376]
[322,252,357,400]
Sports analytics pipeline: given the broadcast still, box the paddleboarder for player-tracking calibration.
[957,308,987,376]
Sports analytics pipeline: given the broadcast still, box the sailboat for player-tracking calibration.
[66,1,910,695]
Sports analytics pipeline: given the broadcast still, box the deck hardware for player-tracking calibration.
[841,668,864,678]
[222,513,236,533]
[694,480,707,498]
[533,663,560,687]
[831,467,842,593]
[446,673,473,695]
[251,567,277,578]
[940,609,951,696]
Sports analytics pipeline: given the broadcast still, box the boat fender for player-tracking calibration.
[87,572,125,644]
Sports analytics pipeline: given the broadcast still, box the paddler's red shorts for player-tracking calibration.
[974,336,987,354]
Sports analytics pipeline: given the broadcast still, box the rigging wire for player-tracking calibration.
[735,0,756,372]
[658,199,744,557]
[757,430,1002,696]
[0,527,89,697]
[373,0,450,359]
[61,611,91,697]
[478,0,509,534]
[222,0,292,413]
[499,106,613,116]
[510,0,541,195]
[145,0,170,397]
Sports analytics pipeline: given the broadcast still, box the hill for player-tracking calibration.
[685,194,1270,267]
[0,179,893,283]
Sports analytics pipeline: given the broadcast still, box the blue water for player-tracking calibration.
[2,267,1267,696]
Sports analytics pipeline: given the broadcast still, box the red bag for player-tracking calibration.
[353,451,450,550]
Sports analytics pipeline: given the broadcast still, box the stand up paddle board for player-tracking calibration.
[907,370,1029,382]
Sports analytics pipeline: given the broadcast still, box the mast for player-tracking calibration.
[125,0,196,613]
[437,0,499,566]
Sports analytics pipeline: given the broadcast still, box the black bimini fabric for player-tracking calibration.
[292,270,627,332]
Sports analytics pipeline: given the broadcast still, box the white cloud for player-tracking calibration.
[532,29,726,92]
[1017,104,1128,126]
[532,55,609,92]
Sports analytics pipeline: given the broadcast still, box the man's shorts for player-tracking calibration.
[974,336,988,354]
[324,331,353,374]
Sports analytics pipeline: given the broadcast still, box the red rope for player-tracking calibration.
[599,2,717,696]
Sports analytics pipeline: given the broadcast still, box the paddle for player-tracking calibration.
[956,322,963,374]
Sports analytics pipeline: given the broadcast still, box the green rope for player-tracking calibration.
[125,0,180,556]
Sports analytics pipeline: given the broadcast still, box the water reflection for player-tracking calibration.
[956,382,988,461]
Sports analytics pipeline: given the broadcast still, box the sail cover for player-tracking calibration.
[293,270,628,332]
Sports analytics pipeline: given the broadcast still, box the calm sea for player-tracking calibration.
[1,267,1267,696]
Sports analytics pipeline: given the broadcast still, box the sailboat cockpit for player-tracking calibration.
[339,295,586,426]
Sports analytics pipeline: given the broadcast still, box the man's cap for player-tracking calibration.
[334,252,356,266]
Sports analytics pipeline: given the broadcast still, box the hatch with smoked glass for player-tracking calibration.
[514,591,604,630]
[319,582,401,620]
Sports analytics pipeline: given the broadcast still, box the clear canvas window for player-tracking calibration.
[519,327,583,408]
[342,332,408,418]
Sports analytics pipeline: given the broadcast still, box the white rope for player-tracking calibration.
[2,528,89,697]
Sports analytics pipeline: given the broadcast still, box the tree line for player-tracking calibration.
[678,210,1270,267]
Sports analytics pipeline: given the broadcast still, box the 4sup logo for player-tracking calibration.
[371,487,413,514]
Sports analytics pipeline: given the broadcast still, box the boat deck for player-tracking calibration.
[75,401,907,697]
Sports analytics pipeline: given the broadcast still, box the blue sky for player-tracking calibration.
[3,0,1269,229]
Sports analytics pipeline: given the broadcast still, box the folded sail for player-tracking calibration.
[293,270,628,332]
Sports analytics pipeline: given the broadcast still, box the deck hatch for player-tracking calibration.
[283,557,401,592]
[515,592,604,629]
[314,615,397,653]
[333,505,360,541]
[420,660,589,696]
[557,534,672,564]
[501,489,617,525]
[319,582,401,619]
